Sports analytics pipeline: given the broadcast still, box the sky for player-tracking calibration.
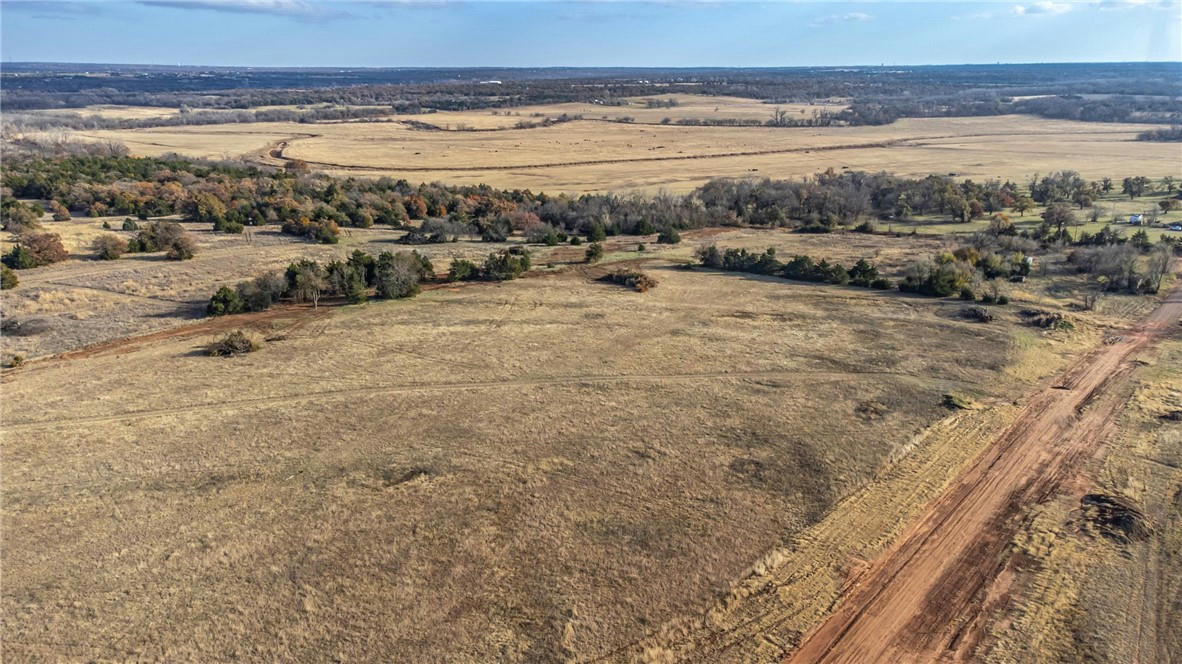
[1,0,1180,67]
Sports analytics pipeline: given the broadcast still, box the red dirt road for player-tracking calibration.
[787,281,1182,664]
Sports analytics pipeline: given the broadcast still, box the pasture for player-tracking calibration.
[3,234,1097,660]
[57,96,1180,193]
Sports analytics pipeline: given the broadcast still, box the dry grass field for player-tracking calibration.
[64,104,1181,193]
[3,238,1095,661]
[984,332,1182,664]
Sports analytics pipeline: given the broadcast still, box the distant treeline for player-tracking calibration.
[4,62,1181,128]
[2,105,393,131]
[0,152,1174,249]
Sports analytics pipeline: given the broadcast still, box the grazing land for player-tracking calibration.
[0,242,1118,661]
[65,109,1180,193]
[3,63,1181,663]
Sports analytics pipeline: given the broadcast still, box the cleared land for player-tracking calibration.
[2,221,1129,661]
[67,109,1181,193]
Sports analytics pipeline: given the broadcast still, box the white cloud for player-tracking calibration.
[137,0,349,17]
[811,11,872,27]
[1013,1,1074,15]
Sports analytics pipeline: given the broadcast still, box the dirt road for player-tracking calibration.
[786,281,1182,663]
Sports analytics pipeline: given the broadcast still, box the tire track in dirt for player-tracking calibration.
[782,279,1182,663]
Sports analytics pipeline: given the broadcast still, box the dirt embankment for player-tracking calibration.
[785,280,1182,663]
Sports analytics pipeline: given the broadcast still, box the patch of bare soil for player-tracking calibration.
[784,280,1182,663]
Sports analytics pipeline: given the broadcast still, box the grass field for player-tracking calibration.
[3,236,1100,661]
[61,101,1181,193]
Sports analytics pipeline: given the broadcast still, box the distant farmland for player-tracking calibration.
[52,95,1182,193]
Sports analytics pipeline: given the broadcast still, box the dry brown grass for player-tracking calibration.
[64,107,1181,193]
[983,333,1182,664]
[2,240,1082,661]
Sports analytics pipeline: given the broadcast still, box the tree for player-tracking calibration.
[1,265,17,290]
[588,222,607,242]
[1012,195,1035,215]
[3,232,67,268]
[1161,176,1176,194]
[585,242,604,263]
[1122,176,1150,199]
[49,200,71,221]
[657,227,681,244]
[207,286,244,316]
[1100,177,1113,193]
[1145,244,1171,293]
[374,251,422,299]
[93,234,128,260]
[291,262,327,307]
[448,258,477,282]
[165,233,196,260]
[1041,203,1077,240]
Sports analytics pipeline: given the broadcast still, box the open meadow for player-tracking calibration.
[3,76,1181,662]
[2,229,1126,660]
[56,95,1180,193]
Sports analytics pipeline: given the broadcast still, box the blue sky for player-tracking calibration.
[2,1,1179,67]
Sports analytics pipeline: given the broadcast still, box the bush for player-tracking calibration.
[600,269,658,292]
[585,242,604,263]
[588,222,607,242]
[959,306,994,323]
[122,218,139,231]
[657,227,681,244]
[637,243,646,252]
[448,258,477,282]
[3,232,68,269]
[166,234,196,260]
[569,236,582,246]
[959,287,976,301]
[236,271,286,312]
[207,286,244,316]
[93,234,128,260]
[898,258,973,297]
[1,265,17,289]
[49,200,71,221]
[206,330,259,356]
[479,249,531,280]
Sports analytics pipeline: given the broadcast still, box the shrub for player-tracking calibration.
[206,330,259,356]
[569,236,582,246]
[959,306,994,323]
[479,249,531,280]
[448,258,478,282]
[236,271,286,312]
[166,234,196,260]
[213,217,245,234]
[600,269,658,292]
[93,234,128,260]
[588,222,607,242]
[657,227,681,244]
[49,200,71,221]
[207,286,244,316]
[637,243,646,252]
[959,287,976,301]
[585,242,604,263]
[121,218,139,231]
[1,265,17,289]
[898,258,973,297]
[2,232,68,269]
